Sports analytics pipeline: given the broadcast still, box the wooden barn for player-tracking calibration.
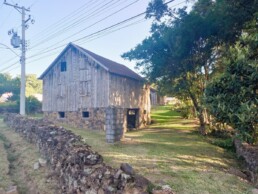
[39,43,151,142]
[150,87,165,106]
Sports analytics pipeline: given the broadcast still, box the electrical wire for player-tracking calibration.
[30,0,104,42]
[30,0,123,47]
[2,0,186,74]
[31,0,140,50]
[2,18,146,73]
[29,0,39,8]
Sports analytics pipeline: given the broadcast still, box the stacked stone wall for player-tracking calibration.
[234,139,258,186]
[3,114,154,194]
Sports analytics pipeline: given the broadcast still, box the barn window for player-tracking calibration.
[61,62,67,72]
[128,110,136,115]
[79,81,91,96]
[82,111,89,118]
[58,112,65,118]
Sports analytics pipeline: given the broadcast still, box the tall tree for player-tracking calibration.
[122,0,258,133]
[26,74,42,96]
[0,73,20,101]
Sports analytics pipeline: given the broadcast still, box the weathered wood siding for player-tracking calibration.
[108,74,150,109]
[42,48,109,111]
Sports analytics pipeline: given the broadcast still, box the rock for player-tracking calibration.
[161,185,172,191]
[97,188,104,194]
[50,131,56,135]
[38,158,47,167]
[85,189,97,194]
[104,170,111,175]
[153,190,174,194]
[121,173,131,181]
[120,163,134,175]
[134,175,151,191]
[153,185,174,194]
[87,154,97,161]
[5,186,18,194]
[114,169,122,179]
[228,167,247,179]
[252,189,258,194]
[107,186,115,192]
[84,168,92,175]
[33,162,40,170]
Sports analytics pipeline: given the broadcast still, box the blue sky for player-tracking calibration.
[0,0,189,77]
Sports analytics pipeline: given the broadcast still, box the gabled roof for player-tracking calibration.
[39,43,144,81]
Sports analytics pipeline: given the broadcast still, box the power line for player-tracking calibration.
[32,0,140,50]
[30,0,102,42]
[78,18,146,45]
[3,18,147,74]
[2,0,185,74]
[0,43,19,56]
[0,0,99,67]
[0,60,19,72]
[29,0,39,8]
[30,0,122,47]
[0,0,136,68]
[9,0,179,66]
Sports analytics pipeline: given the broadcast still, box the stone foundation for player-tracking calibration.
[44,108,106,130]
[44,106,151,143]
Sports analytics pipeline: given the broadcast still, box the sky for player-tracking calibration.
[0,0,190,77]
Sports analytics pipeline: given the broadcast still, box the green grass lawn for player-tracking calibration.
[63,106,253,194]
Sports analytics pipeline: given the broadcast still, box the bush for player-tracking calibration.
[0,101,19,113]
[205,32,258,144]
[211,138,234,151]
[25,96,42,114]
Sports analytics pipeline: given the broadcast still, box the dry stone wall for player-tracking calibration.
[3,114,154,194]
[234,139,258,186]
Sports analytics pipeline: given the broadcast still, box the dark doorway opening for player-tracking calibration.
[127,109,138,129]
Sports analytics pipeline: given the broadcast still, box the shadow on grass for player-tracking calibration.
[63,106,253,194]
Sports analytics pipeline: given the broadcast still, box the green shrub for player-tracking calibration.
[0,101,19,113]
[205,31,258,144]
[25,96,42,114]
[211,138,234,151]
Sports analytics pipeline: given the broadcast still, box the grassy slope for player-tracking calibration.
[63,106,252,194]
[0,134,13,191]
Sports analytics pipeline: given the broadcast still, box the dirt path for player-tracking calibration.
[0,119,59,194]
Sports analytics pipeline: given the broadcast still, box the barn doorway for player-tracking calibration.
[127,109,138,130]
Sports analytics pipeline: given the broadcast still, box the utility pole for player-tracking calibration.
[4,0,31,115]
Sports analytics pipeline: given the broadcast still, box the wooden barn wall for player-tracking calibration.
[42,48,109,111]
[108,74,145,108]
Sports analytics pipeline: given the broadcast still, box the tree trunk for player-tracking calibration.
[188,89,206,135]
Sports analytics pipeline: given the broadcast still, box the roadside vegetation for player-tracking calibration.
[65,106,254,194]
[0,74,42,114]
